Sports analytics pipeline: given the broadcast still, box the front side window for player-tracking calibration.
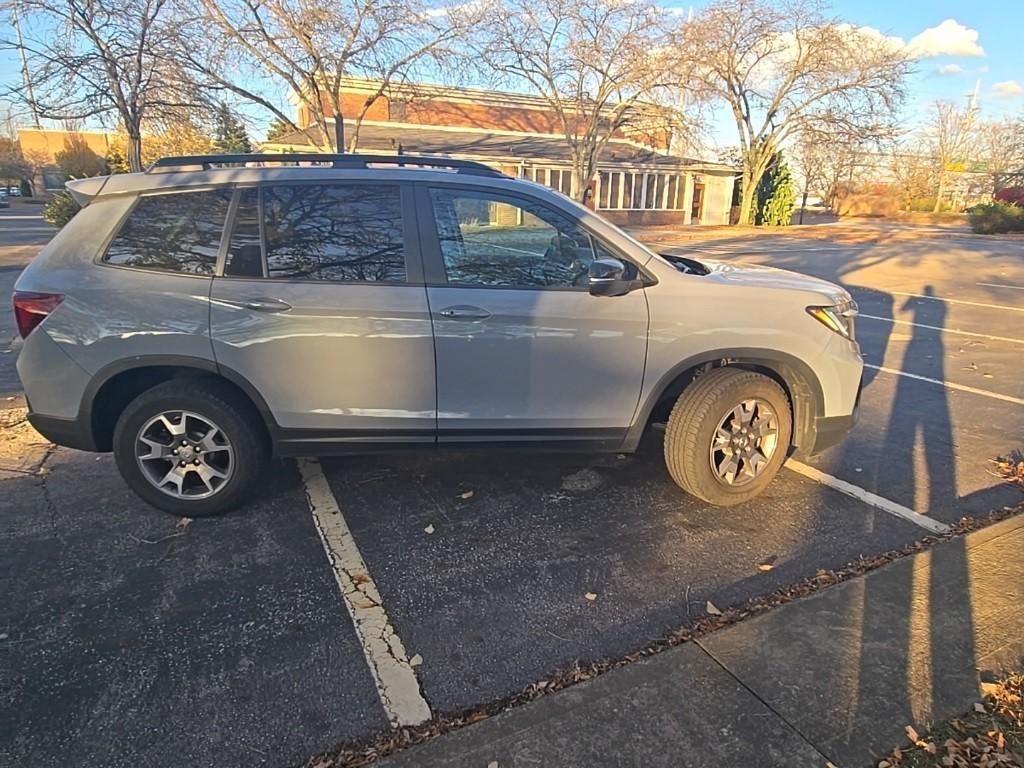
[104,189,232,274]
[262,183,406,282]
[429,188,595,288]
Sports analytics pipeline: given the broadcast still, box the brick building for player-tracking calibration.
[262,78,736,226]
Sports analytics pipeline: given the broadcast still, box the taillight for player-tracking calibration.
[12,291,64,338]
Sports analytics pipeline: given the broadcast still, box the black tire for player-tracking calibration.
[112,379,268,517]
[664,368,792,506]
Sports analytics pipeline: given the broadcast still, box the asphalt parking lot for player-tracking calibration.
[2,209,1022,767]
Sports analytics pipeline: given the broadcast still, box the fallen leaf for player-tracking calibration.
[175,517,192,530]
[983,373,993,378]
[488,762,499,768]
[424,524,435,534]
[459,490,474,499]
[584,592,597,601]
[974,702,986,713]
[706,600,722,615]
[906,725,920,742]
[409,653,423,667]
[877,761,891,768]
[757,563,774,572]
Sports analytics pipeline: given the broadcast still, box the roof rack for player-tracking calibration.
[146,153,505,177]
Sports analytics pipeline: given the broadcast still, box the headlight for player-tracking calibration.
[806,300,857,340]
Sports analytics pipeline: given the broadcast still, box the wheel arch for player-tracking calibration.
[625,348,824,453]
[82,356,277,452]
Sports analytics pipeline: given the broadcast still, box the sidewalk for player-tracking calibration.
[380,514,1024,767]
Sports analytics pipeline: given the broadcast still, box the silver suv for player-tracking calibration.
[14,153,862,516]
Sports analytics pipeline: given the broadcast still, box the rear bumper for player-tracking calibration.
[26,411,99,452]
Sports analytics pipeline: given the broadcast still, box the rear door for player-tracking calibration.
[419,184,649,445]
[209,181,436,449]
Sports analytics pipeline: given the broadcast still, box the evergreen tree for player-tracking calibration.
[213,105,252,154]
[755,153,796,226]
[265,117,292,143]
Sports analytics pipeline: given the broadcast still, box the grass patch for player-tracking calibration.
[876,674,1024,767]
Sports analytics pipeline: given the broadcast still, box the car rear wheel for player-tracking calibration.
[664,368,792,506]
[113,380,267,517]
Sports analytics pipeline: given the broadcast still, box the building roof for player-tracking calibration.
[263,122,734,174]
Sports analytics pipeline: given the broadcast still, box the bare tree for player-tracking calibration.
[477,0,682,200]
[791,129,869,218]
[1,0,199,172]
[676,0,910,224]
[924,100,977,213]
[183,0,473,154]
[974,118,1023,193]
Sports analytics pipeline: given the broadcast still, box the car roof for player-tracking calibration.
[66,153,513,205]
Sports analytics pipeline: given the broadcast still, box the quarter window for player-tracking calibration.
[104,189,231,274]
[262,183,406,282]
[429,189,595,288]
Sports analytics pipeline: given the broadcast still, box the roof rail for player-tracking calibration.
[146,153,505,177]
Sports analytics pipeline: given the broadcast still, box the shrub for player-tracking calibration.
[42,190,81,229]
[967,201,1024,234]
[994,187,1024,207]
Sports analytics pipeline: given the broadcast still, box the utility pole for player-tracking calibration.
[12,0,42,128]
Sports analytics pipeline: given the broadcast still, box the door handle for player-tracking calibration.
[233,297,292,313]
[438,305,491,320]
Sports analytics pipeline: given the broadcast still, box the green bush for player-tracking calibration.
[967,202,1024,234]
[42,190,81,229]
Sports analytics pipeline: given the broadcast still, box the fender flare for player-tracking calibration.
[623,347,824,452]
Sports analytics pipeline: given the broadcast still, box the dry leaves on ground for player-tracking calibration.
[993,453,1024,488]
[879,675,1024,768]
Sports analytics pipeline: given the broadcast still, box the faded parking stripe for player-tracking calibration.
[298,457,432,727]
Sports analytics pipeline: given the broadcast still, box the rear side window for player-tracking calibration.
[103,189,231,274]
[262,183,406,282]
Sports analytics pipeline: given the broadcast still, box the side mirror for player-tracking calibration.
[588,257,632,297]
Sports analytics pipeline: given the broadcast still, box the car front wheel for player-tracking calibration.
[112,380,267,517]
[664,368,792,506]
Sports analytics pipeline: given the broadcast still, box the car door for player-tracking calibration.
[209,181,436,448]
[418,183,649,445]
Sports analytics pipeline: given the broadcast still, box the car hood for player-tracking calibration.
[660,254,851,305]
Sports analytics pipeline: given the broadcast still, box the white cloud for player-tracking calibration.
[991,80,1024,99]
[907,19,985,58]
[936,63,963,76]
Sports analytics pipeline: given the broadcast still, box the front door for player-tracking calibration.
[209,181,436,447]
[419,185,649,445]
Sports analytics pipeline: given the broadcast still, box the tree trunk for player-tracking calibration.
[738,172,757,226]
[333,113,345,154]
[127,131,144,173]
[933,172,946,213]
[799,189,808,224]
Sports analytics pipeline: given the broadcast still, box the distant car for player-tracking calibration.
[6,188,22,197]
[14,152,862,517]
[0,189,8,197]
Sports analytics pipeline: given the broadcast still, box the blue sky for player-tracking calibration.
[1,1,1020,147]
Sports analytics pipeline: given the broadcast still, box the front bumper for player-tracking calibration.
[807,373,862,455]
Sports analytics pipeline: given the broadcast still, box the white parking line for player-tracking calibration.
[858,313,1024,345]
[786,460,949,534]
[298,457,432,728]
[890,291,1024,314]
[866,364,1024,406]
[977,281,1024,291]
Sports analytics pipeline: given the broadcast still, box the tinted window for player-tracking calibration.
[263,184,406,282]
[223,187,263,277]
[104,189,231,274]
[429,189,595,288]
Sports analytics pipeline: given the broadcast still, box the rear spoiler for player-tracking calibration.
[65,176,111,206]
